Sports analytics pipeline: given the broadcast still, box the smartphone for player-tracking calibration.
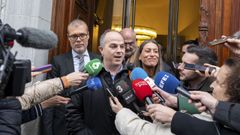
[208,37,228,46]
[172,62,215,73]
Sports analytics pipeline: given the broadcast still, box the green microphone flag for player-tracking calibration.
[84,59,103,76]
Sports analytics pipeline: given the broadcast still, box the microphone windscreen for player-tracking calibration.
[17,27,58,49]
[132,79,153,101]
[130,67,148,81]
[84,59,103,76]
[87,77,102,90]
[154,71,180,94]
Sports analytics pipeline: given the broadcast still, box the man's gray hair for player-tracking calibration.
[99,30,121,47]
[99,30,109,47]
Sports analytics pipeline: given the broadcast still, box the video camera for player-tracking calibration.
[0,20,31,98]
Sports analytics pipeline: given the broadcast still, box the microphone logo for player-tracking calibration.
[92,62,101,70]
[135,80,148,87]
[159,74,169,88]
[116,85,124,93]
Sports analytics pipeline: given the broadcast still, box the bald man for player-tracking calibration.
[120,28,137,64]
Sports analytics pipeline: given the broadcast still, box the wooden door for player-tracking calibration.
[49,0,96,61]
[199,0,240,65]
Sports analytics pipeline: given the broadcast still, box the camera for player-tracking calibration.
[0,20,31,98]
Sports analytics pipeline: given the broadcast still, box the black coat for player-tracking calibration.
[41,51,100,135]
[65,68,141,135]
[0,98,22,135]
[171,112,239,135]
[213,101,240,133]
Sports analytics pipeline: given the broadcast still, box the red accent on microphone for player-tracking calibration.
[132,79,153,101]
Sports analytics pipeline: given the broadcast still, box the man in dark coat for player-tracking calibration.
[65,30,140,135]
[41,19,99,135]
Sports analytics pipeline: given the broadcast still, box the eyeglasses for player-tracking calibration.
[124,41,135,46]
[68,33,88,41]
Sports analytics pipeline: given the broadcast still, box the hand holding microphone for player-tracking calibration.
[68,77,102,96]
[189,91,219,113]
[65,72,89,87]
[154,71,202,114]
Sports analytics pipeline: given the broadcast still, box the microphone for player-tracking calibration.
[130,67,165,103]
[83,59,103,76]
[132,79,153,105]
[154,71,191,98]
[115,80,136,105]
[208,31,240,46]
[68,77,102,96]
[4,27,58,49]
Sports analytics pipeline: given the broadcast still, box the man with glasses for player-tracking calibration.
[41,19,99,135]
[120,28,137,65]
[177,46,217,92]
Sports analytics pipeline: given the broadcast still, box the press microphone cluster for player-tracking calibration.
[130,67,165,104]
[154,71,191,98]
[4,26,58,49]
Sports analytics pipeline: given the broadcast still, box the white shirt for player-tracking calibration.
[72,50,90,72]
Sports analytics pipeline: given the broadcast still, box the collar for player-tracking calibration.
[72,49,89,58]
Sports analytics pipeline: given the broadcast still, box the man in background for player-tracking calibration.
[41,19,99,135]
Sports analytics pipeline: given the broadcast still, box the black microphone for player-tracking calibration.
[5,27,58,49]
[115,80,136,105]
[114,80,142,113]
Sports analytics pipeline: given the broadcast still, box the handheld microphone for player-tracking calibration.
[69,77,102,96]
[83,59,103,76]
[208,31,240,46]
[4,27,58,49]
[154,71,191,98]
[130,67,165,103]
[132,79,153,105]
[115,80,136,105]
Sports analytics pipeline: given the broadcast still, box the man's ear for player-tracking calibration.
[98,46,103,56]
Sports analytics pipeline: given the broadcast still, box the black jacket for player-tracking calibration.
[213,101,240,133]
[0,98,22,135]
[41,51,100,135]
[65,68,141,135]
[171,112,239,135]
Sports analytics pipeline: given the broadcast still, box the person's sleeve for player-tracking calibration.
[17,78,64,110]
[65,94,94,135]
[214,101,240,132]
[171,112,217,135]
[22,104,43,124]
[115,108,172,135]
